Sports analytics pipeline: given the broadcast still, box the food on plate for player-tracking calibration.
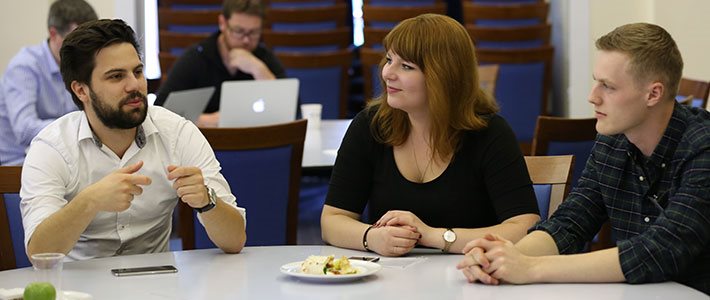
[300,255,358,275]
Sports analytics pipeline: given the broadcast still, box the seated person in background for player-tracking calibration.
[154,0,286,127]
[21,19,246,260]
[320,14,540,257]
[457,23,710,295]
[0,0,97,165]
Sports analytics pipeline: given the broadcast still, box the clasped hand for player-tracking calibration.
[456,233,536,285]
[367,210,428,256]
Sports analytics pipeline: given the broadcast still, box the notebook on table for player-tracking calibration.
[218,78,299,127]
[161,86,215,122]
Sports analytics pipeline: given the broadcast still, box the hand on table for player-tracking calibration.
[456,233,538,285]
[368,225,421,257]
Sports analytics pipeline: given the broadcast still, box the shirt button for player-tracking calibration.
[661,163,666,168]
[639,176,644,181]
[644,217,650,223]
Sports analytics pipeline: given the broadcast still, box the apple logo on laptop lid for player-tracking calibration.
[252,98,265,113]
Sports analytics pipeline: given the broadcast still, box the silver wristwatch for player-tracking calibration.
[195,186,217,213]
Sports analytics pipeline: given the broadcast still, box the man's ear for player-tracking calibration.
[646,81,665,107]
[71,81,90,106]
[218,14,226,31]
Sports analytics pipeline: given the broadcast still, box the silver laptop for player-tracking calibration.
[218,78,299,127]
[161,86,215,122]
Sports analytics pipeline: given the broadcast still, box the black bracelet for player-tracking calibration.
[363,225,374,252]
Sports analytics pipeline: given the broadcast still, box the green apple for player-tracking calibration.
[23,282,56,300]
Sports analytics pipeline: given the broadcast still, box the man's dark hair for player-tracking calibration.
[60,19,141,110]
[47,0,98,35]
[222,0,264,19]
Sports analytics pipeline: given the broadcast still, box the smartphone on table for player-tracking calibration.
[110,265,178,277]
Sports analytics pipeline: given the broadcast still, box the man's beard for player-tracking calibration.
[89,89,148,129]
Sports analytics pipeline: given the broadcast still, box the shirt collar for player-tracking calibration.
[622,102,686,168]
[77,108,159,149]
[41,39,61,75]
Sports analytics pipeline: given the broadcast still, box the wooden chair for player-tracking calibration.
[466,23,551,49]
[160,0,222,7]
[277,49,353,119]
[179,120,307,249]
[677,77,710,109]
[157,8,220,80]
[524,155,574,220]
[531,116,597,157]
[462,2,549,26]
[363,4,447,29]
[261,27,352,53]
[360,47,384,100]
[0,166,23,271]
[478,64,499,97]
[530,117,615,250]
[476,46,554,154]
[264,3,349,30]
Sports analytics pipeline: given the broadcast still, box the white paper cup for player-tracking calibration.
[30,253,65,297]
[301,104,322,128]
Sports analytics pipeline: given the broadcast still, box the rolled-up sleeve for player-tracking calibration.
[175,120,246,225]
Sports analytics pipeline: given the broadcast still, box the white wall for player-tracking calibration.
[566,0,710,117]
[0,0,123,75]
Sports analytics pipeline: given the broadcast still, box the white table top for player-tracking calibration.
[0,246,705,300]
[302,119,351,168]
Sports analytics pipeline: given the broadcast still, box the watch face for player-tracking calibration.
[443,230,456,242]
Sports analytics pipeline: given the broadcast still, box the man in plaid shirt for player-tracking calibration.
[457,23,709,294]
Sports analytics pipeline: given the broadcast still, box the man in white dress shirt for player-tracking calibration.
[20,19,246,261]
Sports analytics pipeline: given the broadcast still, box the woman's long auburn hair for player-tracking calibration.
[367,14,499,161]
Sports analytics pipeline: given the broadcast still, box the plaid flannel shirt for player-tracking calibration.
[532,103,710,294]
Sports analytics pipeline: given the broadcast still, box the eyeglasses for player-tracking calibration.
[225,24,261,40]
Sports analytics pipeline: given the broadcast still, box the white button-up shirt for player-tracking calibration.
[20,106,245,261]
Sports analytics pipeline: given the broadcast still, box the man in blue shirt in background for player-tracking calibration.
[0,0,97,165]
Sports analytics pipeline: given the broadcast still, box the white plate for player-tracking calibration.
[0,288,92,300]
[280,260,382,282]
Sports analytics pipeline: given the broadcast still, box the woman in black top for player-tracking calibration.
[321,14,540,256]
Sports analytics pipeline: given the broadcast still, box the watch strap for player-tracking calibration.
[195,186,217,213]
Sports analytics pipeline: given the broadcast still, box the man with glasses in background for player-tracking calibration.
[155,0,285,127]
[0,0,97,165]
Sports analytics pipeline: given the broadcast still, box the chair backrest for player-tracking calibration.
[157,8,219,79]
[677,77,710,109]
[466,23,551,49]
[160,0,222,8]
[0,166,28,271]
[276,49,353,119]
[531,116,597,187]
[524,155,574,220]
[476,46,553,154]
[362,4,447,29]
[463,2,549,27]
[360,47,384,100]
[262,27,352,53]
[477,64,499,97]
[179,120,307,249]
[264,4,349,31]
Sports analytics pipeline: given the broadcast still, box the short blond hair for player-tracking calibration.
[368,14,498,160]
[596,23,683,100]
